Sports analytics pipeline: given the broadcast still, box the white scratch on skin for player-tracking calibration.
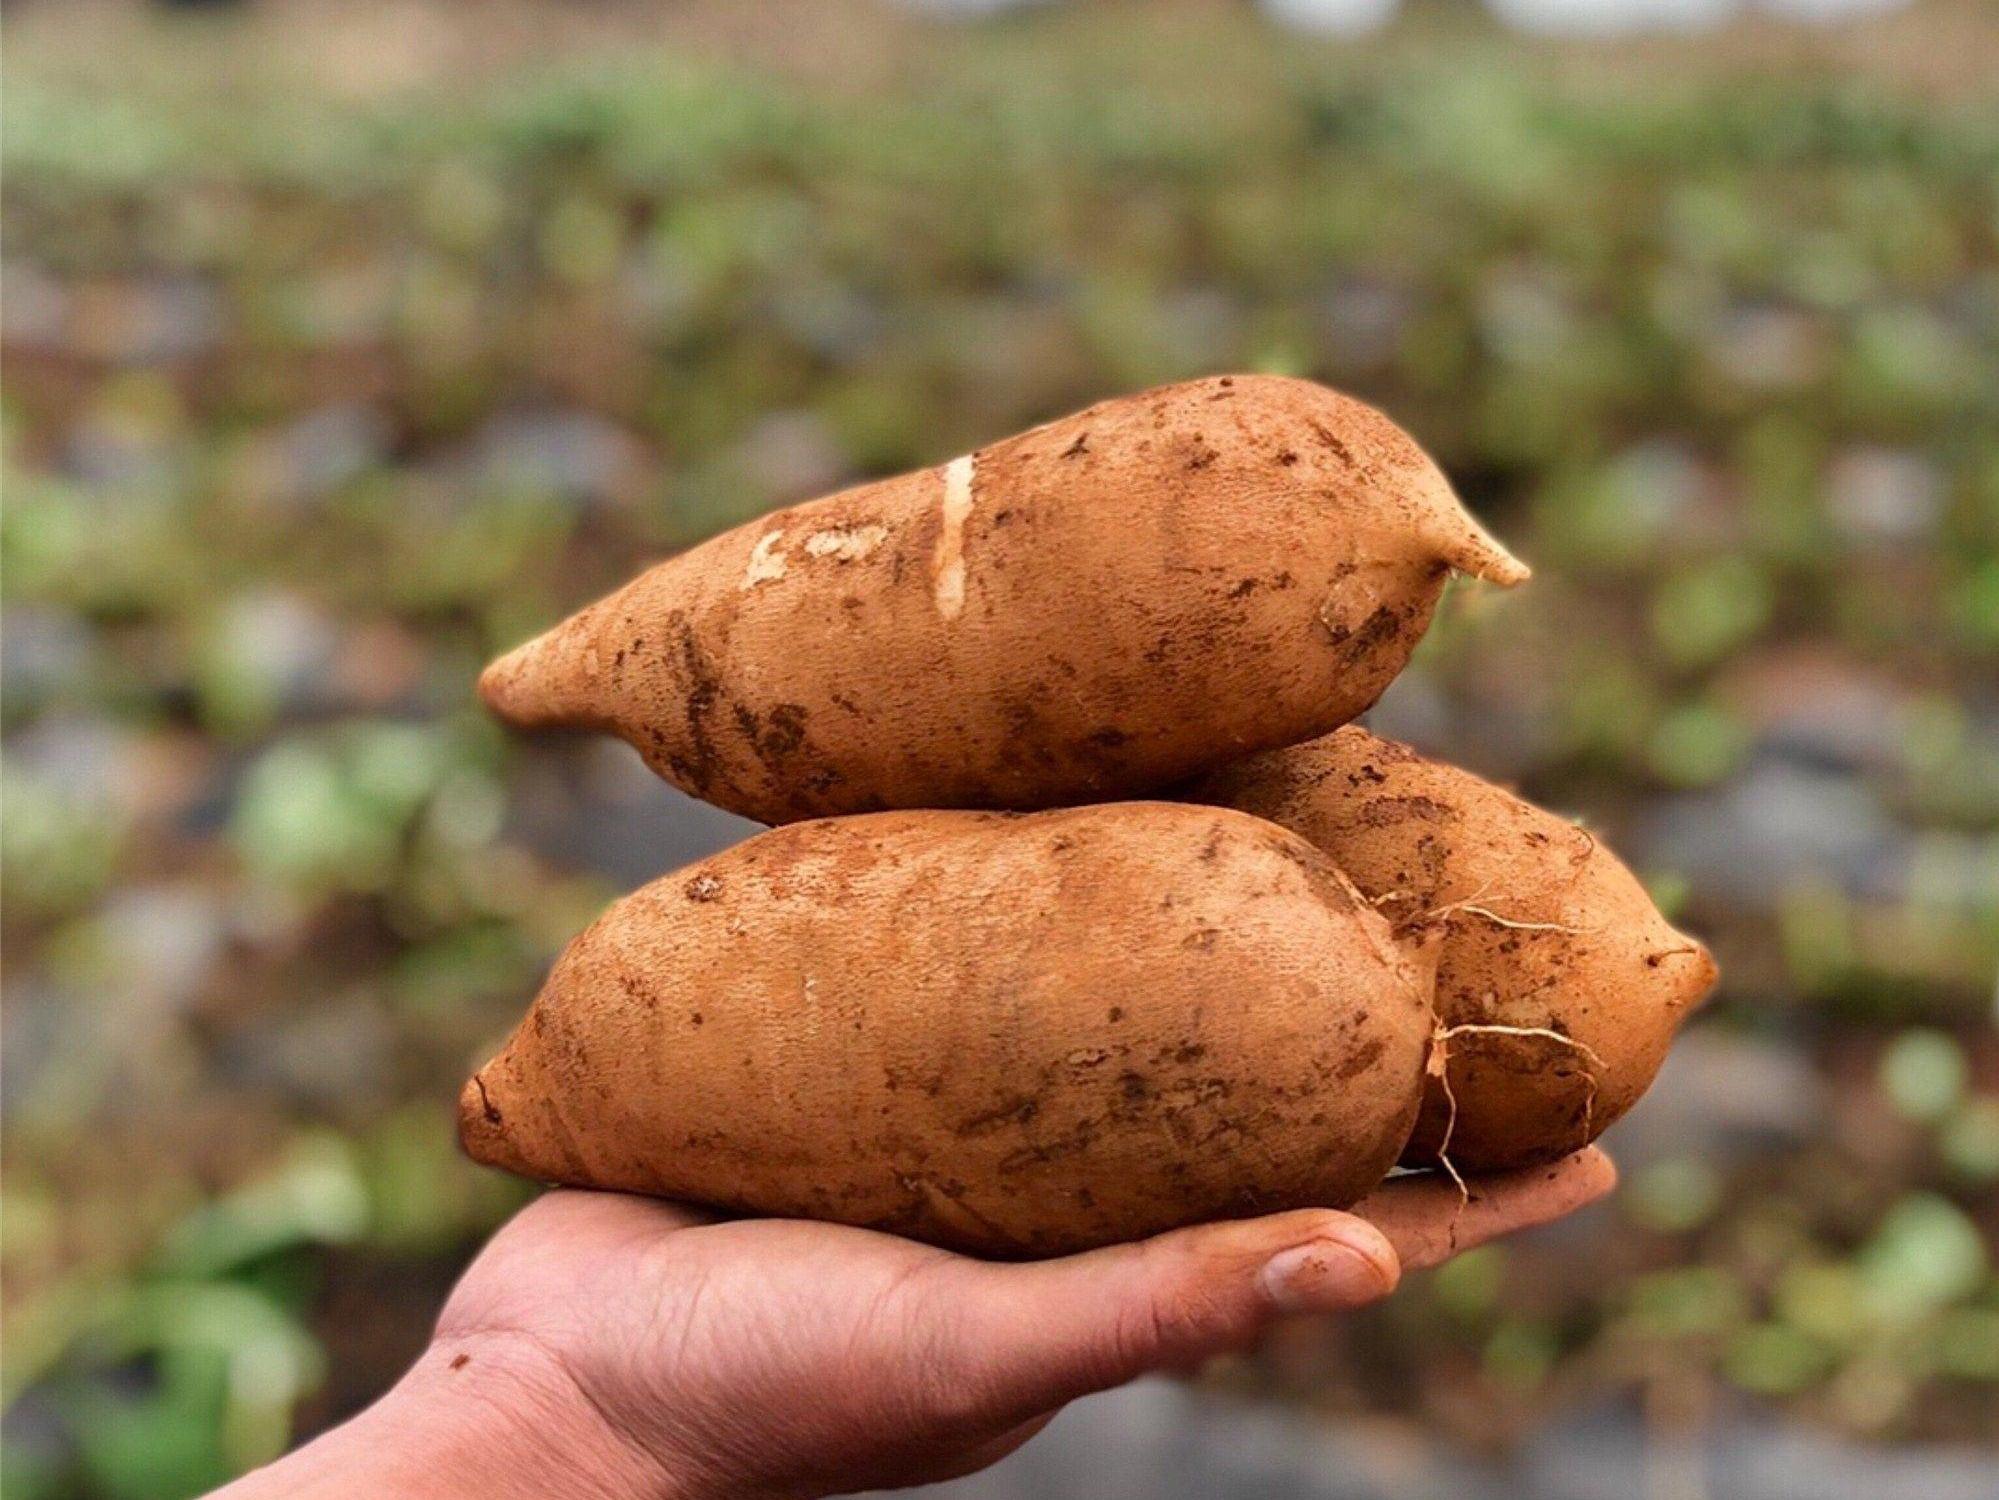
[803,523,889,562]
[741,530,789,589]
[933,454,976,620]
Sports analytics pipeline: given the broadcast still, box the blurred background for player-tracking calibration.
[2,1,1995,1497]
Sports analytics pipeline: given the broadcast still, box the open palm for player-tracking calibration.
[430,1150,1615,1498]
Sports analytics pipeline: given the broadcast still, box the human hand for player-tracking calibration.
[217,1149,1613,1500]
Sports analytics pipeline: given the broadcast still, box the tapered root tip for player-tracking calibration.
[477,628,567,728]
[1441,520,1531,588]
[1403,458,1531,588]
[1458,540,1531,587]
[1676,938,1723,1012]
[457,1069,519,1171]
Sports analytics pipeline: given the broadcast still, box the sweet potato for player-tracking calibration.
[459,802,1438,1257]
[478,375,1526,824]
[1188,728,1717,1172]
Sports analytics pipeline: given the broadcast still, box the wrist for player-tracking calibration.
[213,1332,714,1500]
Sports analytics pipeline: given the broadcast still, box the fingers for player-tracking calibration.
[937,1149,1615,1420]
[1351,1146,1617,1273]
[949,1208,1401,1414]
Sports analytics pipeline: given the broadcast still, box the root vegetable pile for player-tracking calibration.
[464,375,1716,1254]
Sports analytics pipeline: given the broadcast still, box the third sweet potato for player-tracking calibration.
[1189,728,1718,1172]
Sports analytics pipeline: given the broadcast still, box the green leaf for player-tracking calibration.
[1858,1194,1989,1323]
[1878,1030,1968,1123]
[1726,1322,1836,1395]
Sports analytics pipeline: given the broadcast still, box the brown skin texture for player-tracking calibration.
[478,375,1527,824]
[1187,728,1719,1173]
[461,803,1439,1258]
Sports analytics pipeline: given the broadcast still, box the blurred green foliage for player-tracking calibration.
[2,3,1995,1494]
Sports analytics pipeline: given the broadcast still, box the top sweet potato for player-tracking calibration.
[479,375,1525,824]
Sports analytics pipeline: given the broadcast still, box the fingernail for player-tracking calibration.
[1259,1236,1396,1313]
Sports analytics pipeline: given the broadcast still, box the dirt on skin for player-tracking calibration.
[460,802,1439,1258]
[477,375,1527,824]
[1187,727,1718,1173]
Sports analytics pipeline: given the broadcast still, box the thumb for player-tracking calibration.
[948,1209,1400,1416]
